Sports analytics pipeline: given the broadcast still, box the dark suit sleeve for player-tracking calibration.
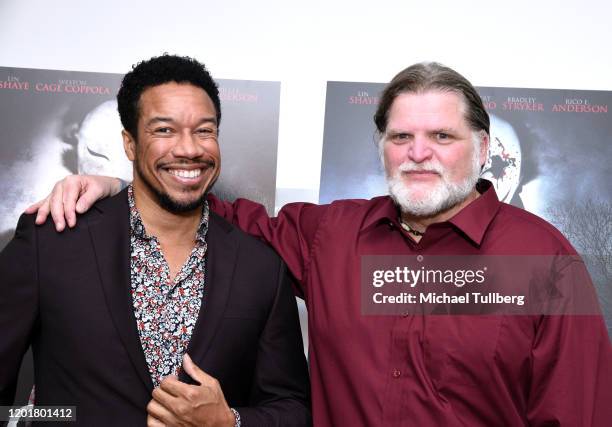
[0,214,39,404]
[235,261,311,426]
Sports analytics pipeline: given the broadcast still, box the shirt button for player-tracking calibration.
[392,369,401,378]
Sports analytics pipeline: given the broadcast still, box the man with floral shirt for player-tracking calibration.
[0,55,311,426]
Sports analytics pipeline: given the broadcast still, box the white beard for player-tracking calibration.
[383,136,482,217]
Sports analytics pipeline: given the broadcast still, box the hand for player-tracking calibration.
[146,354,236,427]
[24,175,123,232]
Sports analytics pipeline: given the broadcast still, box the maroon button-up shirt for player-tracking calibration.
[209,180,612,426]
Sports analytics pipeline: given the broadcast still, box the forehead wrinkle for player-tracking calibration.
[146,116,174,126]
[195,116,218,126]
[430,126,461,134]
[144,115,217,128]
[388,92,469,132]
[138,83,217,126]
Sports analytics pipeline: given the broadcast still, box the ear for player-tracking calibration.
[479,131,490,167]
[122,130,136,162]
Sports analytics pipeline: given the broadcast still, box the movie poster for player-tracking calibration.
[320,81,612,334]
[0,67,281,251]
[0,66,281,407]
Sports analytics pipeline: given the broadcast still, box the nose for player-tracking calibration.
[171,130,206,159]
[407,135,433,163]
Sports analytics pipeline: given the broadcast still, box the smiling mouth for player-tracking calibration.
[167,169,202,179]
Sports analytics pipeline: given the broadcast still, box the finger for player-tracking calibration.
[153,385,181,408]
[24,199,44,214]
[182,353,215,386]
[75,177,105,214]
[75,194,96,214]
[62,177,82,228]
[49,182,66,232]
[34,197,51,225]
[147,398,178,426]
[146,413,166,427]
[159,376,189,397]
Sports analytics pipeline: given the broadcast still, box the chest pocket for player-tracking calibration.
[423,316,502,389]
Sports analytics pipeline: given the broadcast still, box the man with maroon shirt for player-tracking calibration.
[30,62,612,425]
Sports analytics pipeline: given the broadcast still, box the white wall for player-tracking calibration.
[2,0,611,205]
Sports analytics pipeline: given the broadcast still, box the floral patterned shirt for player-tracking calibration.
[128,185,209,387]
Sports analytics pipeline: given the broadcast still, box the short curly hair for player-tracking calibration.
[117,54,221,139]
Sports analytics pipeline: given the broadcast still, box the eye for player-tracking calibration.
[195,127,217,138]
[154,127,173,135]
[388,132,411,144]
[435,132,452,143]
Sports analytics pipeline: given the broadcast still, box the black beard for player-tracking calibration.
[134,159,215,214]
[156,190,209,213]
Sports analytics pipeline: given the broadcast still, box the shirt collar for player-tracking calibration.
[128,184,209,242]
[362,179,501,246]
[447,179,501,245]
[362,196,402,230]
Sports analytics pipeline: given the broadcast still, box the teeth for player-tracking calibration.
[168,169,201,178]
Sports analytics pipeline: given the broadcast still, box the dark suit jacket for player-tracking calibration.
[0,190,311,426]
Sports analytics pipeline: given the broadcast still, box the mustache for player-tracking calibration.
[158,159,216,168]
[397,161,444,175]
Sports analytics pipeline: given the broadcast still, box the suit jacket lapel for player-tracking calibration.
[180,214,238,382]
[87,189,154,392]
